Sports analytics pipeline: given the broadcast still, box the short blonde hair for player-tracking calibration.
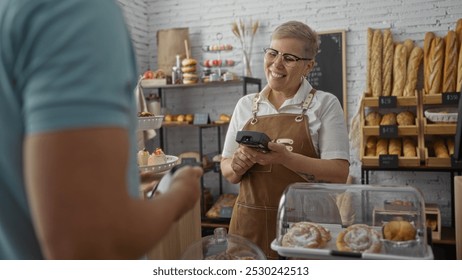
[271,21,319,60]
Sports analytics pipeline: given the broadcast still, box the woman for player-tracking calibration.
[221,21,350,259]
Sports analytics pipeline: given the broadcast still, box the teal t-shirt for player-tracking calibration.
[0,0,139,259]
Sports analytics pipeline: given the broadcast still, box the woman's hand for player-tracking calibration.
[230,146,257,177]
[244,141,291,166]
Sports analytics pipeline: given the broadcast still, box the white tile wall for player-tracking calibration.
[118,0,462,226]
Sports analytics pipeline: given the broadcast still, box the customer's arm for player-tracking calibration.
[24,127,202,259]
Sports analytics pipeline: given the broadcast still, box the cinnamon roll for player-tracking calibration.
[336,224,382,253]
[282,222,331,249]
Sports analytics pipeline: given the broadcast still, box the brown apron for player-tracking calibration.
[229,89,319,259]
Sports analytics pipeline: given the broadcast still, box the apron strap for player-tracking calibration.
[296,88,316,122]
[251,93,261,124]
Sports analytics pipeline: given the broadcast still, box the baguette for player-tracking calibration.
[366,28,374,96]
[403,137,417,157]
[423,32,436,94]
[376,138,389,156]
[388,138,402,156]
[403,46,423,96]
[403,39,414,61]
[382,29,394,96]
[371,29,383,97]
[458,41,462,92]
[392,44,407,96]
[442,31,458,93]
[428,36,445,94]
[456,18,462,46]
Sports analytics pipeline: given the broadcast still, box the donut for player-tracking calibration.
[336,224,381,253]
[282,222,331,249]
[382,220,416,241]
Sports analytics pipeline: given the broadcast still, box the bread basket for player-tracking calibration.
[424,107,458,123]
[138,115,164,130]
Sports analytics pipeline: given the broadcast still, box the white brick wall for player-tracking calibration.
[119,0,462,226]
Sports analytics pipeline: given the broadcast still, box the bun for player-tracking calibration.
[382,29,394,96]
[371,29,383,97]
[396,111,415,126]
[282,222,331,249]
[392,44,407,96]
[181,58,197,67]
[443,31,458,93]
[365,111,382,126]
[219,114,231,122]
[403,47,423,96]
[380,112,397,125]
[382,221,416,241]
[423,32,436,94]
[336,224,381,253]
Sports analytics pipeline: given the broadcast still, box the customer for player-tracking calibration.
[221,21,350,259]
[0,0,202,259]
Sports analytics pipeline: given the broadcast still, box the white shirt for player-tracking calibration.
[222,79,350,161]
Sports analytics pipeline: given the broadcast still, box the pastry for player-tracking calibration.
[376,138,388,156]
[382,29,394,97]
[138,111,154,117]
[403,46,423,96]
[396,111,415,126]
[282,222,331,249]
[403,137,417,157]
[442,31,458,93]
[423,32,435,94]
[388,138,402,156]
[428,36,445,94]
[457,19,462,92]
[336,224,381,253]
[147,148,167,165]
[380,112,397,125]
[371,29,383,97]
[392,44,407,96]
[382,220,416,241]
[433,137,449,158]
[137,149,150,166]
[365,111,382,126]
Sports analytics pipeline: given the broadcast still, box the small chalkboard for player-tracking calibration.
[307,30,347,119]
[193,113,210,125]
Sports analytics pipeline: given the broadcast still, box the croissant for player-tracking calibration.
[382,220,416,241]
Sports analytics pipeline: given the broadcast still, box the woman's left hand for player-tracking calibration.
[243,141,291,166]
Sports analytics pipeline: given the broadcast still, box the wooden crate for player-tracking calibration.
[424,148,451,167]
[425,204,441,241]
[422,118,457,135]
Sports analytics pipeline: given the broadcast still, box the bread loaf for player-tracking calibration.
[396,111,415,126]
[388,138,402,156]
[457,34,462,92]
[392,44,407,96]
[371,29,383,97]
[443,31,458,93]
[365,136,377,156]
[447,137,455,155]
[403,137,417,157]
[428,36,445,94]
[403,46,423,96]
[403,39,414,61]
[366,28,374,96]
[376,138,389,156]
[382,29,394,96]
[455,18,462,47]
[433,137,449,158]
[365,111,382,126]
[380,112,397,125]
[423,32,436,94]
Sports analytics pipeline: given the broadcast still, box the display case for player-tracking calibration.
[271,183,433,259]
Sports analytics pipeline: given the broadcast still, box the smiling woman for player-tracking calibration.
[220,21,350,259]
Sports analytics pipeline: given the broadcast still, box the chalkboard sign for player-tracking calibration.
[307,30,347,119]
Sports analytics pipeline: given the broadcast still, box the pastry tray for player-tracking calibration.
[138,155,179,173]
[271,223,433,260]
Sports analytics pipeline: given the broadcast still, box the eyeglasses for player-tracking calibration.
[263,48,312,68]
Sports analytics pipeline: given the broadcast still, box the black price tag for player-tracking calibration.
[379,125,398,138]
[379,154,399,168]
[379,96,397,108]
[193,113,210,125]
[442,92,460,105]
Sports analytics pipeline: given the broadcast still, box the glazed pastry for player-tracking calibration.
[376,138,388,156]
[282,222,331,249]
[403,137,417,157]
[388,138,402,156]
[380,112,397,125]
[382,220,416,241]
[396,111,415,126]
[336,224,382,253]
[148,148,167,165]
[365,111,382,126]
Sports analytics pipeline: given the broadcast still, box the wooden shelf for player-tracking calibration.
[433,227,455,245]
